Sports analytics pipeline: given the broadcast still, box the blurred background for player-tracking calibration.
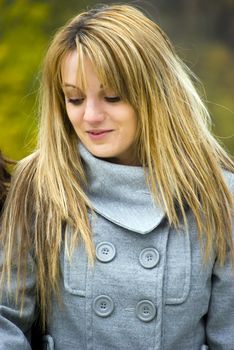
[0,0,234,160]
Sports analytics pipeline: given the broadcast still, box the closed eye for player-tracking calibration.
[104,96,121,103]
[66,98,84,105]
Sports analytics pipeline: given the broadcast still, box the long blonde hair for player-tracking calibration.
[1,4,234,329]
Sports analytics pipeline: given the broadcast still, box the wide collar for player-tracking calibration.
[79,143,166,234]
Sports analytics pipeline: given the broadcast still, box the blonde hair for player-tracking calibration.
[1,4,234,329]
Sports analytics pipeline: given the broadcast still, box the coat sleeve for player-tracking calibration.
[205,172,234,350]
[205,253,234,349]
[0,251,37,350]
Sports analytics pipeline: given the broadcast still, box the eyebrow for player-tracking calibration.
[62,83,79,89]
[62,83,104,89]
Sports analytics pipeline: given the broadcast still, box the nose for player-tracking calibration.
[83,99,105,123]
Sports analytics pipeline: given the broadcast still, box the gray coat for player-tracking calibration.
[0,145,234,350]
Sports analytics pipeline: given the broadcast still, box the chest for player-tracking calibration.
[50,211,213,349]
[64,211,213,301]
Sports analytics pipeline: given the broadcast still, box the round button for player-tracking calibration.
[136,300,156,322]
[139,248,159,269]
[93,295,114,317]
[96,242,116,263]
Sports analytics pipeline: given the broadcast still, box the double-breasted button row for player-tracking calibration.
[96,242,160,268]
[93,295,157,322]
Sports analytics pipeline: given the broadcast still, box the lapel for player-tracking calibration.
[79,143,166,234]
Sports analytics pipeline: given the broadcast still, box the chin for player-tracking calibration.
[93,152,115,160]
[87,146,115,159]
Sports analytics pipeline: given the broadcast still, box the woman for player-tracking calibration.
[0,4,234,350]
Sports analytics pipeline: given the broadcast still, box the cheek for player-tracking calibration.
[127,112,138,136]
[127,116,138,145]
[66,106,82,127]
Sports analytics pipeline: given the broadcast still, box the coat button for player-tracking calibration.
[93,295,114,317]
[136,300,157,322]
[139,248,159,269]
[96,242,116,263]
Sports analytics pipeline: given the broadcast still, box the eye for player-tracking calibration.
[104,96,121,103]
[66,98,84,106]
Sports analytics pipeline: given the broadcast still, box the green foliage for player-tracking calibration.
[0,0,50,159]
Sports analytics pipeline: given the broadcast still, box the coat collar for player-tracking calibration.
[79,143,166,234]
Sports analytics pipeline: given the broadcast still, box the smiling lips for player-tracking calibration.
[87,129,113,135]
[86,129,113,140]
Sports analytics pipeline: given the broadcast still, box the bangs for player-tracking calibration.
[74,31,137,105]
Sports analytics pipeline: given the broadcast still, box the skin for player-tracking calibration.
[62,50,139,166]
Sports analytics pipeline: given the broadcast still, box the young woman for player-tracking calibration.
[0,4,234,350]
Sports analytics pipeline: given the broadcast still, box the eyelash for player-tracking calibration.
[67,98,84,106]
[104,96,121,103]
[66,96,121,105]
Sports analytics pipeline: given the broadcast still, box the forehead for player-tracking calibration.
[61,50,79,86]
[61,50,112,92]
[62,51,93,93]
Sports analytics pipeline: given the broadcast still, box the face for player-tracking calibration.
[62,51,139,165]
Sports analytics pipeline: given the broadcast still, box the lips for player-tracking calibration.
[86,129,114,141]
[87,129,113,135]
